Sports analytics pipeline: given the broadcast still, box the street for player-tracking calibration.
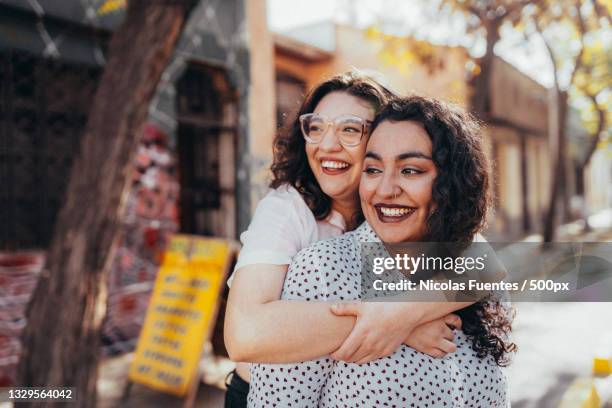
[508,302,612,407]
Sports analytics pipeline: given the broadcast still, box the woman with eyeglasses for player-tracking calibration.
[223,72,472,408]
[247,95,515,407]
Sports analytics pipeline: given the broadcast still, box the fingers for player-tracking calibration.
[444,314,462,330]
[354,342,397,365]
[437,339,457,354]
[330,302,362,317]
[330,329,364,361]
[426,348,447,359]
[345,341,371,363]
[442,325,455,342]
[333,334,398,364]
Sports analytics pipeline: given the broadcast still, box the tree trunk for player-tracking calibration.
[575,101,606,232]
[16,2,192,406]
[574,163,592,231]
[469,19,500,121]
[543,90,568,242]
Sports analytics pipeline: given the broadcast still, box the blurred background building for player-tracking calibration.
[273,22,558,240]
[0,0,610,401]
[0,0,266,385]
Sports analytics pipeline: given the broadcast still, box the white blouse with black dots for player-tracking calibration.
[247,222,509,408]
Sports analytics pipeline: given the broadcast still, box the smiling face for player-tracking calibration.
[359,120,438,243]
[305,91,375,206]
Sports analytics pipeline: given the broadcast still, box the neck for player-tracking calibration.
[331,199,360,231]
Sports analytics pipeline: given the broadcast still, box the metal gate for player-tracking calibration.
[0,50,101,250]
[176,63,238,239]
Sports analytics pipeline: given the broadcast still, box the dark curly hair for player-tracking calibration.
[372,95,516,366]
[270,71,396,225]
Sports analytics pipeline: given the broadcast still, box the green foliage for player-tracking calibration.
[523,0,611,161]
[571,37,611,146]
[364,26,443,74]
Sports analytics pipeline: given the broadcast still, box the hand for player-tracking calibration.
[329,302,420,364]
[405,314,461,359]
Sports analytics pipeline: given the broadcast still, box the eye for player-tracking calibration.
[363,167,382,174]
[340,125,360,133]
[401,168,423,175]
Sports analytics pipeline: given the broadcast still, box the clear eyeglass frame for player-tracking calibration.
[299,113,372,147]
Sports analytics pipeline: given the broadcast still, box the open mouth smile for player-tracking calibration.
[320,159,350,175]
[374,204,416,223]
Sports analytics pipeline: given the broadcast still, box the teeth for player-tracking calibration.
[321,160,349,169]
[379,207,413,217]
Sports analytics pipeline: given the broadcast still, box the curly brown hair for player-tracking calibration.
[372,95,516,366]
[270,71,396,223]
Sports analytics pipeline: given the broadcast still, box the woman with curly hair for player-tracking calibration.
[247,95,515,407]
[224,73,483,407]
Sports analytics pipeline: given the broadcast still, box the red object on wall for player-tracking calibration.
[0,252,45,386]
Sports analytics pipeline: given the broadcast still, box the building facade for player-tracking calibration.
[0,0,275,384]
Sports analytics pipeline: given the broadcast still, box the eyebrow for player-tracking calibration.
[365,151,433,161]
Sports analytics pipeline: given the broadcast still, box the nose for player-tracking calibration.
[377,170,402,199]
[318,125,343,152]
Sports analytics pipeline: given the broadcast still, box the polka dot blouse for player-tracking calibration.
[247,222,509,408]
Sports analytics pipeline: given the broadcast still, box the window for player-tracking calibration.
[275,72,305,129]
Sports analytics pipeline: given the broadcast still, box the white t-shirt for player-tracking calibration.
[227,184,346,286]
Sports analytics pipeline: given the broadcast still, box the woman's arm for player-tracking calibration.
[224,263,465,364]
[224,263,357,363]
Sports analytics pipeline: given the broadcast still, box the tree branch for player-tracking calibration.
[466,4,483,20]
[533,14,560,89]
[592,0,612,25]
[581,92,607,168]
[504,0,540,16]
[568,0,587,87]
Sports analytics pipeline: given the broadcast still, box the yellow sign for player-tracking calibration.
[128,234,235,397]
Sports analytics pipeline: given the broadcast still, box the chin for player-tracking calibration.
[325,184,355,200]
[320,184,342,197]
[380,233,407,244]
[375,225,423,243]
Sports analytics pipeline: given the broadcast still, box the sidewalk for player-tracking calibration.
[507,210,612,407]
[507,302,612,407]
[97,348,233,408]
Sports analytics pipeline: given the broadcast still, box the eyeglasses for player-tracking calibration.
[299,113,372,147]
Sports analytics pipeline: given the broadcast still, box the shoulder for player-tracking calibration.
[285,231,363,300]
[292,232,358,266]
[256,184,310,216]
[266,183,301,200]
[248,185,311,228]
[473,232,487,242]
[237,184,316,259]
